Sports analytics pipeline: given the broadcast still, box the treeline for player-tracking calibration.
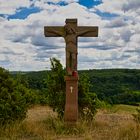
[79,69,140,105]
[13,69,140,105]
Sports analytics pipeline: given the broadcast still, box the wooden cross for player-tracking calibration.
[44,19,98,123]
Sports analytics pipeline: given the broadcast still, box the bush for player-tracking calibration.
[45,58,98,119]
[0,67,29,124]
[78,73,98,120]
[45,58,66,118]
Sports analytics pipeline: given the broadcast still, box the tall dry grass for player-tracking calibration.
[0,105,140,140]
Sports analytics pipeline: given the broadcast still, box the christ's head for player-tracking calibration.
[64,23,76,35]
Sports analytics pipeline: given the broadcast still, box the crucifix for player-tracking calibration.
[44,19,98,123]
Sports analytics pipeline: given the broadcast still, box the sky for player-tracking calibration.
[0,0,140,71]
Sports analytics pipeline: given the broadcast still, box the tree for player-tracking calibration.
[0,67,29,124]
[45,58,66,117]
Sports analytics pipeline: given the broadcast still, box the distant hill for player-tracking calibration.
[11,69,140,105]
[79,69,140,104]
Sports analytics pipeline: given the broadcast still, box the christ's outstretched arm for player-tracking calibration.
[47,27,64,36]
[77,26,98,37]
[44,26,64,37]
[77,29,96,36]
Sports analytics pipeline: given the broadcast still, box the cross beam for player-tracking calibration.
[44,26,98,37]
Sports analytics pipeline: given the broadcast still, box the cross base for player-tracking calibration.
[64,76,78,123]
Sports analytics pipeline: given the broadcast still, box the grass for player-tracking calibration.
[108,104,138,114]
[0,105,140,140]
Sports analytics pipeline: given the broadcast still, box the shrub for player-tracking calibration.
[78,73,97,120]
[0,67,29,124]
[45,58,66,118]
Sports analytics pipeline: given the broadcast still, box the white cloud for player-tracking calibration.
[105,17,127,28]
[93,0,127,15]
[94,0,140,18]
[0,0,31,15]
[130,34,140,43]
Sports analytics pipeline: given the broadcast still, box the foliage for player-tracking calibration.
[78,73,98,120]
[15,73,41,105]
[79,69,140,104]
[0,67,31,124]
[12,71,48,91]
[14,68,140,105]
[45,58,66,118]
[45,58,98,119]
[13,72,48,105]
[115,90,140,105]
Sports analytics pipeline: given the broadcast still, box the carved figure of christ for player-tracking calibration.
[44,19,98,75]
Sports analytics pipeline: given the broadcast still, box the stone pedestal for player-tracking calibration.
[64,76,78,123]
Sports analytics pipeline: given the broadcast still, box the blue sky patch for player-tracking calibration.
[79,0,102,8]
[95,10,119,19]
[47,1,67,6]
[8,7,41,20]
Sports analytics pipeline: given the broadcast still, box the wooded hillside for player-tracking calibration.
[12,69,140,105]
